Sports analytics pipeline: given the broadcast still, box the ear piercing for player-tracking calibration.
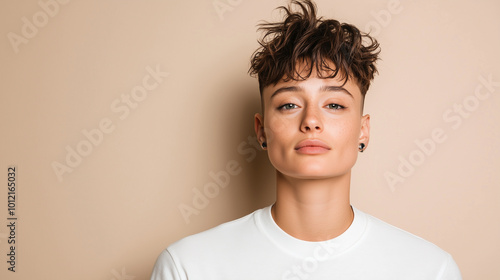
[358,143,365,152]
[261,141,267,149]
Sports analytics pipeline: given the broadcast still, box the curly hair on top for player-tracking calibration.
[249,0,380,97]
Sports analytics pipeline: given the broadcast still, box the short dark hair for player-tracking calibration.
[249,0,380,99]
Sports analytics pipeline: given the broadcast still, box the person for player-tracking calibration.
[150,0,462,279]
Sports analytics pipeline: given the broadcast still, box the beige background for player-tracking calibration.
[1,0,499,279]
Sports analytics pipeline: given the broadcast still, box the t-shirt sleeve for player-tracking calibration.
[438,253,462,280]
[150,249,182,280]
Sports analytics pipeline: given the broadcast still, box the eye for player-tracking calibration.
[326,103,345,110]
[277,103,298,110]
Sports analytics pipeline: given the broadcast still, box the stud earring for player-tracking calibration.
[261,142,267,149]
[358,143,365,152]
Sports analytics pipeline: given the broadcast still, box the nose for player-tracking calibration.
[300,105,323,133]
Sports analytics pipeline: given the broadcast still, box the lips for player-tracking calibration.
[294,139,331,152]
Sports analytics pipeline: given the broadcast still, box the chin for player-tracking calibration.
[280,167,345,179]
[269,154,354,178]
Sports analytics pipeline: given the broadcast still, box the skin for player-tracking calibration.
[254,65,370,241]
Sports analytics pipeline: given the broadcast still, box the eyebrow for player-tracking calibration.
[270,85,353,99]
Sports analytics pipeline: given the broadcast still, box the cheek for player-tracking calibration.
[326,121,361,171]
[264,115,292,144]
[265,117,294,166]
[326,119,361,158]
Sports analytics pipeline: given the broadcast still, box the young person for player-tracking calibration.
[150,1,462,279]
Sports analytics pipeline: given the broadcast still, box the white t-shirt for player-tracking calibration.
[150,205,462,280]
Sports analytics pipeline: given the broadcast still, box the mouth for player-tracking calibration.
[294,139,331,154]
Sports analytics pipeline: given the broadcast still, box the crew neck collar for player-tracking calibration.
[255,204,367,258]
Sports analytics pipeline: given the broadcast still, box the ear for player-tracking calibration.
[359,114,370,148]
[254,113,266,145]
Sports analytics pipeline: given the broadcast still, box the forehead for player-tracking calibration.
[263,59,361,98]
[263,72,362,101]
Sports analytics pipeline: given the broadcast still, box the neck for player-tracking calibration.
[271,170,354,241]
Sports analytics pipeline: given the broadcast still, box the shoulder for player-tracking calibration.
[150,249,181,280]
[151,208,267,279]
[359,208,447,255]
[167,207,265,258]
[354,207,462,279]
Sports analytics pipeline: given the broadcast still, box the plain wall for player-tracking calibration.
[1,0,499,279]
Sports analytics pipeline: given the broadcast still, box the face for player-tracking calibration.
[254,68,370,180]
